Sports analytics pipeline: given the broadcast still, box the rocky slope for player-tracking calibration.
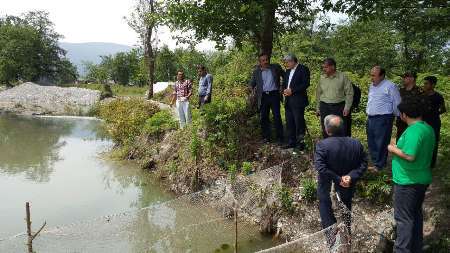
[0,82,100,115]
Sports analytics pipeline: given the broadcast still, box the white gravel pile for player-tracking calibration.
[0,82,101,115]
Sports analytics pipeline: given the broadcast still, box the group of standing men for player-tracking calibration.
[249,52,446,252]
[170,65,213,128]
[315,66,445,252]
[250,53,311,150]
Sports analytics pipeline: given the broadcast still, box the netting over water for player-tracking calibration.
[0,166,386,253]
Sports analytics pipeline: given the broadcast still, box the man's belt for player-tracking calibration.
[263,90,279,95]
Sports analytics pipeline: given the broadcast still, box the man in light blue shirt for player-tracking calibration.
[366,65,401,170]
[197,65,213,108]
[249,53,285,143]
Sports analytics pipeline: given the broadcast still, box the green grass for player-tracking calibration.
[62,83,148,97]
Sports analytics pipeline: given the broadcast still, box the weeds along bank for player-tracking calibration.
[94,49,449,251]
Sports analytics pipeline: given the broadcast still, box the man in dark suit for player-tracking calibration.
[249,52,285,143]
[282,54,310,149]
[314,115,368,247]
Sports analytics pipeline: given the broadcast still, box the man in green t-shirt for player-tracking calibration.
[388,98,435,253]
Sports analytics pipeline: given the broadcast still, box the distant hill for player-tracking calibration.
[59,42,134,77]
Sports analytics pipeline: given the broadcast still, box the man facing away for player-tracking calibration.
[170,70,193,128]
[314,115,368,248]
[249,52,285,143]
[388,98,435,253]
[282,54,310,150]
[316,58,354,138]
[366,66,401,171]
[396,71,424,140]
[197,65,213,108]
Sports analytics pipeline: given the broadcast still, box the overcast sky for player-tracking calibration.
[1,0,216,50]
[2,0,345,51]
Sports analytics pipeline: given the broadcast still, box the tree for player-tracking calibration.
[164,0,316,56]
[323,0,450,73]
[330,19,399,75]
[127,0,164,99]
[0,11,78,85]
[155,45,177,81]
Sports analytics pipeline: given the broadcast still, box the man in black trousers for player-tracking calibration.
[282,54,310,149]
[314,115,368,248]
[249,52,285,143]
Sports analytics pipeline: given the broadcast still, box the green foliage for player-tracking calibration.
[357,172,393,204]
[227,164,237,181]
[323,0,450,74]
[241,161,252,175]
[278,186,295,214]
[198,97,254,163]
[190,127,202,162]
[143,110,178,139]
[100,84,113,99]
[301,178,317,202]
[164,0,314,53]
[97,98,159,145]
[83,49,144,86]
[166,160,178,174]
[0,11,78,85]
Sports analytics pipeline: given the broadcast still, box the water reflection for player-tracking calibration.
[0,115,73,182]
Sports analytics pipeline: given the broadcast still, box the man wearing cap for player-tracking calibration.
[396,72,424,140]
[249,52,285,143]
[282,54,310,150]
[316,58,354,138]
[366,66,401,171]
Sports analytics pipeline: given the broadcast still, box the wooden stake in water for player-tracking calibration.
[25,202,46,253]
[234,204,238,253]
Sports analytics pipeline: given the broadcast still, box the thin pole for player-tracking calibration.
[234,205,238,253]
[25,202,46,253]
[26,202,33,253]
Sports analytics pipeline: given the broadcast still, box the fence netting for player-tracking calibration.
[1,166,384,253]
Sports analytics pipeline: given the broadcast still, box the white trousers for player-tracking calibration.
[176,100,191,128]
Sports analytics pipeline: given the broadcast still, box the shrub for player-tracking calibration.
[143,110,178,139]
[190,127,202,163]
[227,164,237,181]
[100,84,113,99]
[357,171,392,204]
[241,161,252,175]
[98,98,159,145]
[198,97,255,163]
[278,186,295,214]
[301,178,317,202]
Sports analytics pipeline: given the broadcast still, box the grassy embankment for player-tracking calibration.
[87,52,449,251]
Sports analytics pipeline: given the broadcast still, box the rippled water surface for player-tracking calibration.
[0,115,274,253]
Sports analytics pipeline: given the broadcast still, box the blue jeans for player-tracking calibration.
[366,114,394,169]
[394,184,428,253]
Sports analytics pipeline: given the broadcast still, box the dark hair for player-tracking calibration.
[258,52,270,59]
[397,97,423,118]
[197,65,206,71]
[323,58,336,68]
[424,76,438,86]
[177,69,184,74]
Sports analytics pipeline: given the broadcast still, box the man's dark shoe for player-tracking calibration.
[263,138,271,144]
[282,144,296,149]
[276,138,284,145]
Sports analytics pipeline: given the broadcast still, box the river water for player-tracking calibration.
[0,115,274,253]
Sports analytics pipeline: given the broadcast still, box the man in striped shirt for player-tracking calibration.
[171,70,193,128]
[366,66,401,171]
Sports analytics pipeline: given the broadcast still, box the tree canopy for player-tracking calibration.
[0,11,78,85]
[164,0,315,55]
